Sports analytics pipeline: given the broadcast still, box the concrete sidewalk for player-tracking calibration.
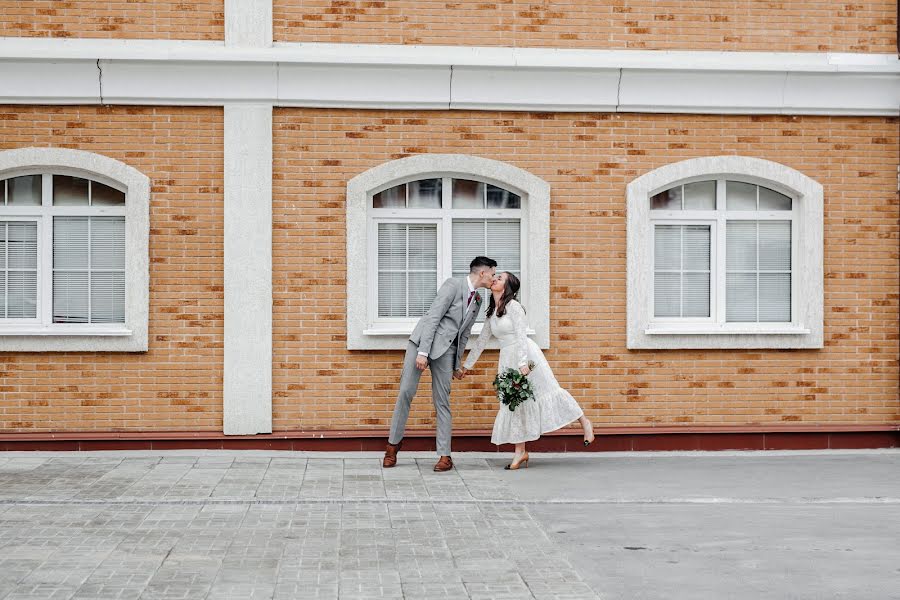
[0,450,897,599]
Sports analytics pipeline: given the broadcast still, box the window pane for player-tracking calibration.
[376,222,437,318]
[53,175,89,206]
[683,273,710,317]
[726,221,757,270]
[377,223,406,270]
[373,184,406,208]
[452,220,485,274]
[6,271,37,318]
[90,217,126,270]
[486,220,520,272]
[683,181,716,210]
[7,222,38,269]
[683,225,710,271]
[90,272,126,323]
[54,272,89,323]
[726,181,756,211]
[7,175,41,206]
[759,186,792,211]
[377,272,406,318]
[486,184,520,209]
[651,187,682,210]
[759,274,791,321]
[758,221,791,271]
[726,273,757,322]
[54,217,89,269]
[654,225,680,270]
[408,179,441,208]
[91,181,126,206]
[654,273,681,317]
[452,179,484,209]
[407,224,438,270]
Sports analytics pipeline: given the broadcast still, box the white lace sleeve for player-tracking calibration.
[508,301,529,368]
[463,317,492,370]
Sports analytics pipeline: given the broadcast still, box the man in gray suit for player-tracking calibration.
[383,256,498,472]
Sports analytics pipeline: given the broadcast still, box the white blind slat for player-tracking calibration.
[1,222,38,319]
[377,223,437,318]
[759,274,791,321]
[654,224,710,318]
[758,221,791,271]
[726,221,757,270]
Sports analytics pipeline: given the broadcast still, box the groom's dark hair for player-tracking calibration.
[469,256,498,272]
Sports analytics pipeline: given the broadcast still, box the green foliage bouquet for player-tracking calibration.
[493,361,537,412]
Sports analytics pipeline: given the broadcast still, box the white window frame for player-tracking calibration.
[0,148,149,352]
[347,154,550,350]
[627,156,823,350]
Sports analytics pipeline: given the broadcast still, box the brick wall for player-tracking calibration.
[0,0,224,40]
[0,106,224,432]
[271,109,899,433]
[274,0,898,53]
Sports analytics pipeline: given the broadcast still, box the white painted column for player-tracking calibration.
[223,0,273,434]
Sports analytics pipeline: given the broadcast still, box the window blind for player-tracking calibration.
[452,219,520,320]
[377,223,437,318]
[53,216,126,324]
[653,224,710,318]
[726,220,791,322]
[1,221,38,319]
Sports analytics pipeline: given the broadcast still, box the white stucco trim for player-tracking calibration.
[225,0,272,48]
[0,38,896,115]
[626,156,824,350]
[347,154,550,351]
[0,147,149,352]
[223,105,273,435]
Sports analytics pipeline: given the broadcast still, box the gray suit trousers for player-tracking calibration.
[388,341,455,456]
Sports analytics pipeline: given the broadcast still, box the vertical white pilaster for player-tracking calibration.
[223,1,273,435]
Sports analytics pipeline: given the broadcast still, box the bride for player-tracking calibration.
[460,272,595,470]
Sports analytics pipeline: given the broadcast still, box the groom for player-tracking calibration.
[383,256,498,472]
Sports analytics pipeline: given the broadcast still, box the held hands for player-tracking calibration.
[453,367,468,380]
[518,365,530,376]
[415,355,429,371]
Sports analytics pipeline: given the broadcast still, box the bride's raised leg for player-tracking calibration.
[579,416,595,446]
[505,443,529,470]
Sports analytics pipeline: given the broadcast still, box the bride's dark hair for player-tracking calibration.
[486,271,523,319]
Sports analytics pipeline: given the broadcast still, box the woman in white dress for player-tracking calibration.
[461,272,595,470]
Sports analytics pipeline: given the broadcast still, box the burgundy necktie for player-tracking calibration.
[467,291,475,306]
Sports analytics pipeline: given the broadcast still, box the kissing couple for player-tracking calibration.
[383,256,594,472]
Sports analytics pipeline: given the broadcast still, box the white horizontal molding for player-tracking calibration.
[0,38,897,114]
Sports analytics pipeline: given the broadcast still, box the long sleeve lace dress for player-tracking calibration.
[463,300,584,445]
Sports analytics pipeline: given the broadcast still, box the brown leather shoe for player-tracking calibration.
[433,456,453,472]
[383,442,400,468]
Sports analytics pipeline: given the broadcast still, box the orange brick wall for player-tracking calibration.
[274,0,898,53]
[271,109,899,433]
[0,106,224,433]
[0,0,224,40]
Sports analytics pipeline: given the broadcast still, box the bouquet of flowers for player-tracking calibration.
[493,361,537,412]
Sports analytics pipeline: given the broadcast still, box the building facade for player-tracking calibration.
[0,1,897,450]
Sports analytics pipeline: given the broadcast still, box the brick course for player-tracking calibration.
[273,0,898,53]
[0,0,224,40]
[271,109,899,433]
[0,106,224,432]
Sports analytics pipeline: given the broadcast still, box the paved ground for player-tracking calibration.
[0,449,897,599]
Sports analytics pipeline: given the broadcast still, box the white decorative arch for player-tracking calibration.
[347,154,551,350]
[0,147,150,351]
[626,155,823,349]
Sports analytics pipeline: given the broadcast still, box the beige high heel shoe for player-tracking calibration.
[505,451,529,470]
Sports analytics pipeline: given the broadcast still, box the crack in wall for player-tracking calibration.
[96,59,104,105]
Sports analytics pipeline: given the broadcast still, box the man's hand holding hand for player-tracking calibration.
[415,355,428,371]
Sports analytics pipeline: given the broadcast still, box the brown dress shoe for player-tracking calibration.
[433,456,453,472]
[383,442,400,468]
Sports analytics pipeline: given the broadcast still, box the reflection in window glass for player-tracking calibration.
[683,181,716,210]
[726,181,757,211]
[91,182,126,206]
[486,184,520,209]
[758,186,792,211]
[408,179,441,208]
[372,184,406,208]
[7,176,41,206]
[452,179,483,209]
[651,186,683,210]
[53,175,89,206]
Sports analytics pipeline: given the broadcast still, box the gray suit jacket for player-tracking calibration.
[409,277,483,370]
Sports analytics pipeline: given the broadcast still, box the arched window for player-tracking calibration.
[0,148,149,352]
[347,155,550,350]
[627,156,823,350]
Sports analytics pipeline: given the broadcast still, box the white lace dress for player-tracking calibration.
[463,300,584,445]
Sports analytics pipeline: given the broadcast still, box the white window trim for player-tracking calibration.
[0,147,149,352]
[627,156,823,350]
[347,154,550,350]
